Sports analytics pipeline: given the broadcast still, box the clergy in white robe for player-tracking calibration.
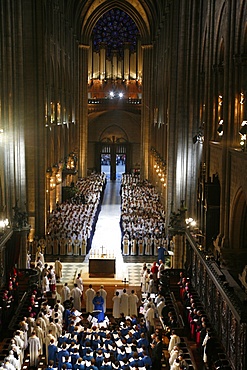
[168,331,181,353]
[130,238,137,255]
[138,238,144,255]
[75,274,83,293]
[122,235,129,255]
[81,237,87,255]
[70,284,82,311]
[73,238,80,256]
[53,237,59,255]
[13,332,25,365]
[34,322,44,355]
[112,291,121,318]
[54,257,62,282]
[44,331,56,364]
[28,331,41,367]
[66,237,73,255]
[120,289,129,316]
[85,284,96,313]
[45,235,52,255]
[8,350,20,370]
[61,283,70,303]
[42,273,50,293]
[145,237,152,255]
[128,290,139,316]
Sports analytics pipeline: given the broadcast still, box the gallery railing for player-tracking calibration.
[185,230,247,370]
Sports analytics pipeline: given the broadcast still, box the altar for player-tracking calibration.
[89,257,116,277]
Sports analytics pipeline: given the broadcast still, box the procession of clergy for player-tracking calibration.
[30,173,166,258]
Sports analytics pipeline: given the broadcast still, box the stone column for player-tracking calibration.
[78,44,90,178]
[0,229,13,286]
[141,44,153,180]
[173,234,185,269]
[137,38,142,82]
[16,227,30,269]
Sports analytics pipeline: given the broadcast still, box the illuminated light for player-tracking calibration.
[218,95,223,105]
[119,92,123,98]
[109,91,114,97]
[240,92,245,105]
[217,120,224,136]
[186,217,193,224]
[0,128,4,133]
[190,220,196,227]
[50,177,56,190]
[218,130,223,136]
[154,164,157,169]
[163,183,167,187]
[239,121,247,135]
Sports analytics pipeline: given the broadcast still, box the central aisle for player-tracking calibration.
[57,177,145,289]
[83,178,127,280]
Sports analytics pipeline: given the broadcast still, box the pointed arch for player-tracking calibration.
[230,187,247,249]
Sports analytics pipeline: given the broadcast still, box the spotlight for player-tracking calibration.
[217,120,224,136]
[239,121,247,135]
[240,92,245,105]
[109,91,114,98]
[119,92,123,98]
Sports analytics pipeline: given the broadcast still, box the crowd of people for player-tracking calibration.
[0,270,20,330]
[0,281,170,370]
[29,173,168,260]
[1,261,228,370]
[32,248,63,294]
[120,174,166,256]
[177,272,227,369]
[0,253,178,370]
[30,174,106,258]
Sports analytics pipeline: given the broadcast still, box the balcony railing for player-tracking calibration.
[88,98,142,113]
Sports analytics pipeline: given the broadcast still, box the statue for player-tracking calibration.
[239,265,247,292]
[12,200,28,229]
[241,266,247,283]
[26,251,31,269]
[168,200,188,236]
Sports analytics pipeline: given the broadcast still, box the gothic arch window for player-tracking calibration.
[92,8,139,59]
